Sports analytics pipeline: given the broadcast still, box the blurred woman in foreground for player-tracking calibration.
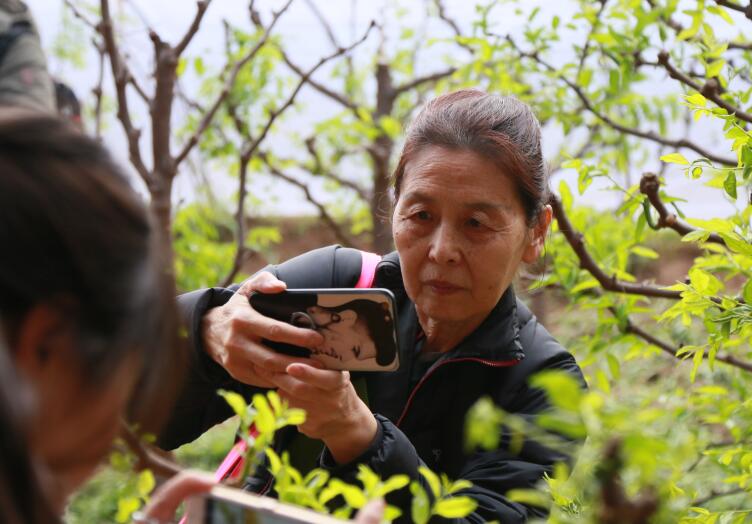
[0,111,207,522]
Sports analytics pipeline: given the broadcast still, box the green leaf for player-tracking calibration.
[559,179,573,211]
[529,370,583,411]
[419,466,441,498]
[115,496,140,523]
[718,232,752,256]
[380,475,411,496]
[660,153,690,165]
[218,390,248,419]
[743,279,752,304]
[686,218,735,233]
[691,347,704,383]
[630,246,659,259]
[724,171,738,199]
[681,229,711,243]
[686,92,707,107]
[136,470,155,498]
[434,497,479,518]
[410,482,430,524]
[253,394,275,434]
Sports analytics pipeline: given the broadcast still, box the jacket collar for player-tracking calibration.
[376,251,525,362]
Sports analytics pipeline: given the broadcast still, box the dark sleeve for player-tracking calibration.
[318,354,585,524]
[158,246,365,450]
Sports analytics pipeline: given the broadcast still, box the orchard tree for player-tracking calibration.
[453,0,752,521]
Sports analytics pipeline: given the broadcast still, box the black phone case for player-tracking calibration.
[249,289,400,372]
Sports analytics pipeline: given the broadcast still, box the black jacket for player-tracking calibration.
[160,246,586,523]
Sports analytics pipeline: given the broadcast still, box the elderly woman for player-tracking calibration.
[162,89,585,523]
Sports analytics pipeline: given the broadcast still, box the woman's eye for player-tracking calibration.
[467,217,484,228]
[414,210,431,221]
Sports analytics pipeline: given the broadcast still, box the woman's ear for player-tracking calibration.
[338,310,357,327]
[522,204,553,263]
[13,303,75,382]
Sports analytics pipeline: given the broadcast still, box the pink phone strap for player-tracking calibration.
[211,250,381,484]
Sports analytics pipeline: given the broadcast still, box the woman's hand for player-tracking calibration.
[270,363,378,464]
[201,272,324,387]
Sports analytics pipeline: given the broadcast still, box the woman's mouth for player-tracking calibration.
[424,279,463,294]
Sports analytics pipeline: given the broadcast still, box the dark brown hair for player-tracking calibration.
[392,89,548,225]
[0,110,181,432]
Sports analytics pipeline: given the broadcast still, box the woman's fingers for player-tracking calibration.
[235,271,286,297]
[139,470,214,522]
[354,499,386,524]
[287,363,350,391]
[250,312,323,348]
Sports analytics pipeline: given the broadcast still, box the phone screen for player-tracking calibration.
[250,289,400,372]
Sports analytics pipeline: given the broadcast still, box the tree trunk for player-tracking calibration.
[370,63,396,254]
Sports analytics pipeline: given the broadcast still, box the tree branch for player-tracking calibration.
[502,36,737,167]
[99,0,152,185]
[639,173,725,245]
[174,0,211,57]
[221,149,253,288]
[393,67,458,96]
[657,51,752,124]
[92,38,106,139]
[549,194,683,300]
[174,0,294,167]
[119,422,181,478]
[259,153,354,246]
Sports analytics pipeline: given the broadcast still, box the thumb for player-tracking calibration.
[235,271,286,297]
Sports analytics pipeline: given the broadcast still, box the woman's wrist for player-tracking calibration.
[323,403,378,464]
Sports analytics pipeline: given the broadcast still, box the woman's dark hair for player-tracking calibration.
[392,89,548,225]
[0,110,181,431]
[324,299,396,366]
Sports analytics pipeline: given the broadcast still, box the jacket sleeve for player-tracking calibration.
[158,246,364,450]
[318,353,585,524]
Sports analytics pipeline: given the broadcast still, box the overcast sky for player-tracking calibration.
[27,0,740,220]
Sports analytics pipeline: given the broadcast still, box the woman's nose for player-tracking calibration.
[427,223,461,265]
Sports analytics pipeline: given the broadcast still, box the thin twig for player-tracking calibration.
[174,0,212,57]
[692,487,748,507]
[221,149,253,288]
[434,0,474,53]
[393,67,457,96]
[639,173,725,245]
[63,0,97,29]
[174,0,294,167]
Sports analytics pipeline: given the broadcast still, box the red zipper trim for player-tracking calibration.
[396,357,521,427]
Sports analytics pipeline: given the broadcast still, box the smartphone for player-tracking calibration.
[249,288,400,372]
[185,485,345,523]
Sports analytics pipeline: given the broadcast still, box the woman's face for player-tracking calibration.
[392,145,548,327]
